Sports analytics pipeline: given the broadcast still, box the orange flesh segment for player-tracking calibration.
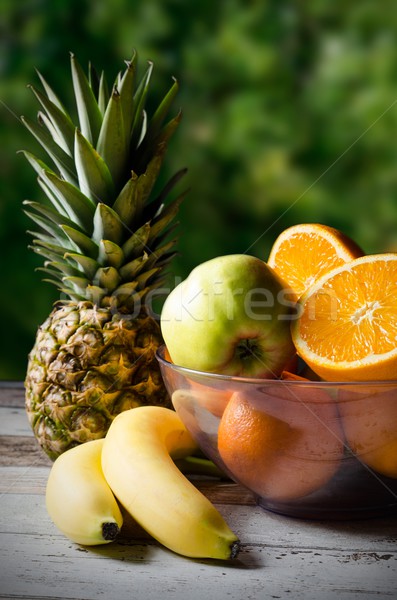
[268,224,363,299]
[293,254,397,380]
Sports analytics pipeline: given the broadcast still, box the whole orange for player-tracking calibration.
[339,384,397,478]
[217,379,344,501]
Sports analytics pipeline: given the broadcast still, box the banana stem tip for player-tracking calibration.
[230,540,240,560]
[102,522,120,541]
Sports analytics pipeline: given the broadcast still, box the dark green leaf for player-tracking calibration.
[40,170,96,232]
[122,221,151,259]
[61,225,99,258]
[96,87,129,188]
[97,240,124,268]
[28,84,75,155]
[118,52,137,137]
[98,71,110,116]
[74,128,115,204]
[64,253,99,279]
[93,266,121,292]
[35,70,67,114]
[119,252,148,281]
[21,115,77,184]
[92,203,124,246]
[145,77,179,144]
[130,61,153,149]
[70,53,103,145]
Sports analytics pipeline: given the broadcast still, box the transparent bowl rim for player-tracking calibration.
[155,345,397,388]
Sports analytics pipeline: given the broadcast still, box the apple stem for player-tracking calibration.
[235,339,261,361]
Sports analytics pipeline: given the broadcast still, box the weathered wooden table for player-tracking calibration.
[1,382,396,599]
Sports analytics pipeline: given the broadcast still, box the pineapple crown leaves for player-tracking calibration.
[21,52,187,309]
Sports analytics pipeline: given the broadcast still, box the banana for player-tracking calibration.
[46,438,123,545]
[102,406,240,560]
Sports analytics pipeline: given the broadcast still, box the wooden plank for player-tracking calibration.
[0,406,33,437]
[1,383,397,600]
[1,490,397,600]
[0,383,25,408]
[0,465,255,507]
[0,436,52,467]
[0,525,396,600]
[1,492,397,551]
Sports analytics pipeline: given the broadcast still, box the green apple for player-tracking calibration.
[160,254,296,377]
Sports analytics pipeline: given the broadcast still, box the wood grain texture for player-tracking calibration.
[1,384,397,600]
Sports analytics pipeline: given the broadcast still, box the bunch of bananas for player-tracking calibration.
[46,406,240,560]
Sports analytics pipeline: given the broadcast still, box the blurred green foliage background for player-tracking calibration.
[1,0,397,379]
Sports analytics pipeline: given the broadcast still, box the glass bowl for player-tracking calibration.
[156,345,397,520]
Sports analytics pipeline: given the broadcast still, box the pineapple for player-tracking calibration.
[23,52,186,460]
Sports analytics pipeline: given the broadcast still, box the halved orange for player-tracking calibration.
[291,253,397,382]
[267,223,363,299]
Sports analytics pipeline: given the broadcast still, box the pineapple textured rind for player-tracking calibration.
[22,53,185,458]
[25,301,170,460]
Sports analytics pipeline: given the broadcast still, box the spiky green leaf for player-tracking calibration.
[37,111,64,150]
[61,225,99,258]
[64,253,99,279]
[28,84,75,155]
[63,275,90,293]
[115,149,165,229]
[88,62,100,100]
[93,266,121,292]
[29,244,67,264]
[22,200,78,230]
[131,61,153,150]
[118,53,137,137]
[35,70,67,113]
[96,87,129,188]
[145,77,179,144]
[37,176,72,218]
[32,237,76,256]
[21,116,76,184]
[148,192,186,243]
[70,53,102,145]
[119,252,149,281]
[92,203,124,246]
[145,239,177,270]
[40,170,96,232]
[44,261,82,278]
[18,150,55,177]
[85,285,107,304]
[24,210,71,245]
[98,240,124,268]
[122,221,151,260]
[142,167,188,221]
[74,128,115,204]
[135,267,160,289]
[98,71,110,115]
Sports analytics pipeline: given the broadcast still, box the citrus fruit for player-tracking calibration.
[217,382,343,502]
[338,384,397,478]
[291,253,397,382]
[267,223,363,299]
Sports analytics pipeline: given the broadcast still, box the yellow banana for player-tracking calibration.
[102,406,240,560]
[46,439,123,545]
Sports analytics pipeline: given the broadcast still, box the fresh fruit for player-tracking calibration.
[291,253,397,382]
[217,380,344,502]
[171,388,227,460]
[267,223,363,299]
[23,52,187,459]
[101,406,240,559]
[161,254,296,378]
[46,439,123,545]
[339,384,397,478]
